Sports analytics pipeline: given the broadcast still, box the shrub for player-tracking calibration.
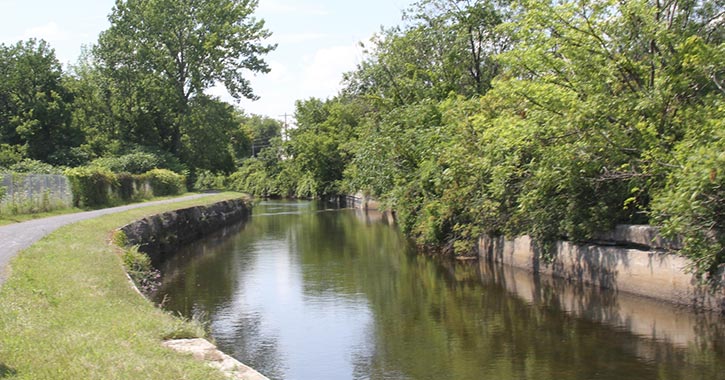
[7,159,62,174]
[122,245,160,295]
[193,170,228,191]
[228,159,277,197]
[144,169,186,196]
[116,172,152,202]
[0,144,27,168]
[65,166,117,207]
[92,152,161,174]
[91,147,188,176]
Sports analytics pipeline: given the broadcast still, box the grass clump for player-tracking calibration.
[122,246,161,295]
[0,193,244,380]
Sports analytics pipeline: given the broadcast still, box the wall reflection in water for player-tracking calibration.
[155,201,725,380]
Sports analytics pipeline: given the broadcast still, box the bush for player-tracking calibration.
[0,144,27,168]
[90,147,188,175]
[144,169,186,196]
[228,159,278,197]
[116,172,152,202]
[65,166,117,207]
[122,245,160,295]
[7,159,63,174]
[193,170,227,191]
[92,152,162,174]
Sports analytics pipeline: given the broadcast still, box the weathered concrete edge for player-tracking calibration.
[345,192,382,211]
[116,198,269,380]
[478,233,725,313]
[163,339,268,380]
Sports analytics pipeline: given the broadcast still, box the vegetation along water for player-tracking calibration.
[154,201,725,380]
[0,0,723,378]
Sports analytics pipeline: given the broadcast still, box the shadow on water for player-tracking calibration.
[0,364,17,378]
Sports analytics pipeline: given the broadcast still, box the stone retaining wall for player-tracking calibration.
[119,198,251,264]
[117,198,268,380]
[478,226,724,313]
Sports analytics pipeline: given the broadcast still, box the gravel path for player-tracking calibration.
[0,194,213,285]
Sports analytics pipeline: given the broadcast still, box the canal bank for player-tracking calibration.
[0,193,256,380]
[116,197,268,380]
[477,227,725,313]
[347,192,725,312]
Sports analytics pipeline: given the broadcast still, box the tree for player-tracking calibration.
[240,114,282,158]
[95,0,275,155]
[0,39,83,166]
[286,98,361,197]
[343,0,509,107]
[181,96,238,173]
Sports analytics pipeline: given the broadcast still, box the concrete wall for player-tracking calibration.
[478,226,724,313]
[119,198,251,264]
[345,192,381,211]
[0,173,73,212]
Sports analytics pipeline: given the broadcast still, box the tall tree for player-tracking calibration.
[343,0,509,106]
[95,0,275,155]
[0,39,81,165]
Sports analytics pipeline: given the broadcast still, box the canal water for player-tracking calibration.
[154,201,725,380]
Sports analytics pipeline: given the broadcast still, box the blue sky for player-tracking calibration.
[0,0,413,119]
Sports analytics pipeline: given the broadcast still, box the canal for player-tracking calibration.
[154,201,725,380]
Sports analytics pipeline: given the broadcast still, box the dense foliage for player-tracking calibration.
[0,40,82,165]
[65,166,119,207]
[0,0,276,182]
[232,0,723,280]
[0,0,722,278]
[145,168,186,196]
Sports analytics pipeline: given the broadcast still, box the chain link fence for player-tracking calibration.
[0,174,73,215]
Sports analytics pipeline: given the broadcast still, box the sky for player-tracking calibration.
[0,0,414,120]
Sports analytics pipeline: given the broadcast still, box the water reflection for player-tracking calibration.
[155,201,725,380]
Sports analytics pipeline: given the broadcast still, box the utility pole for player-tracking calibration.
[279,113,290,141]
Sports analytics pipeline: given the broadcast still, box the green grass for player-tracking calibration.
[0,192,202,226]
[0,207,85,226]
[0,193,246,380]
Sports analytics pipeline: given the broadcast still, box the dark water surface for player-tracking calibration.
[154,201,725,380]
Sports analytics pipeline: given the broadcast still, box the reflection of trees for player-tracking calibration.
[157,201,725,380]
[290,208,725,380]
[154,220,251,314]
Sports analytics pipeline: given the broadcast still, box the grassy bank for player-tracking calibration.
[0,192,204,226]
[0,207,84,226]
[0,193,245,380]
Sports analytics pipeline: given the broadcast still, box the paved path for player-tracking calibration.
[0,194,213,285]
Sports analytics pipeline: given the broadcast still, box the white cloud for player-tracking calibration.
[20,22,69,43]
[258,0,330,16]
[273,32,328,44]
[267,60,290,82]
[301,43,364,98]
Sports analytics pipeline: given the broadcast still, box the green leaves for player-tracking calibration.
[0,39,80,165]
[91,0,274,157]
[98,0,274,102]
[333,0,725,271]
